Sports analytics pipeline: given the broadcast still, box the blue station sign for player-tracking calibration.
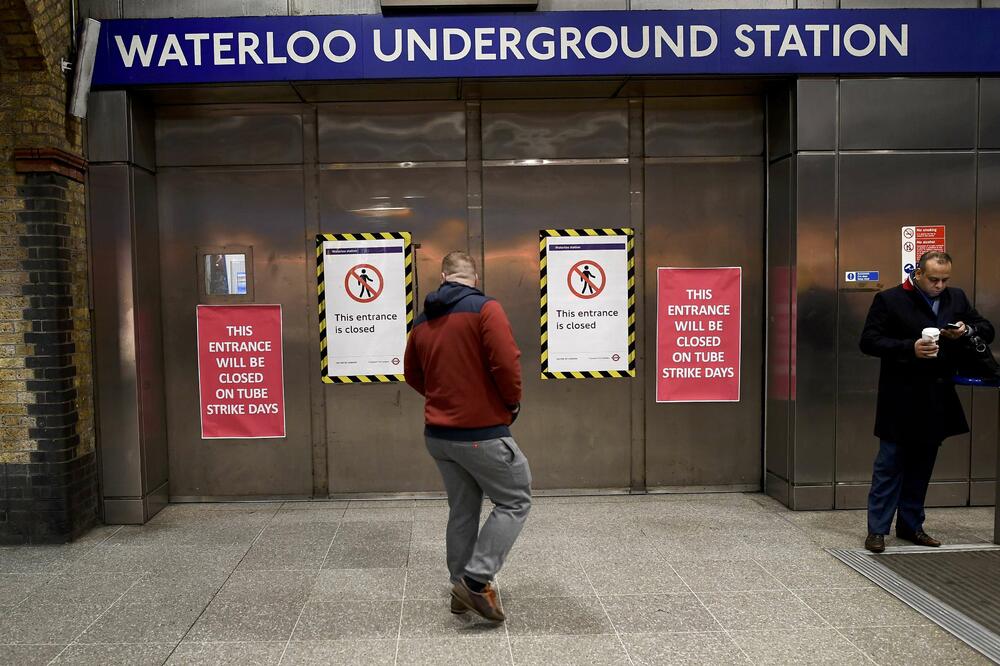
[92,9,1000,86]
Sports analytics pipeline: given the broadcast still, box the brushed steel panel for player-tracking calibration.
[122,0,287,17]
[538,0,626,9]
[87,92,129,164]
[318,102,465,163]
[484,164,631,489]
[290,0,379,12]
[790,484,835,510]
[645,96,764,158]
[766,472,790,506]
[796,79,837,152]
[644,158,765,487]
[972,154,1000,482]
[767,85,793,160]
[795,0,836,7]
[981,80,1000,149]
[102,499,145,525]
[622,79,768,98]
[970,480,994,506]
[80,0,121,18]
[131,96,157,172]
[482,100,627,160]
[156,113,303,167]
[836,482,968,509]
[841,0,975,6]
[90,165,142,498]
[319,167,469,493]
[158,167,313,497]
[794,154,838,483]
[765,157,793,483]
[837,153,977,483]
[298,81,460,103]
[133,170,169,496]
[466,79,625,100]
[840,79,977,150]
[631,0,790,7]
[147,85,302,106]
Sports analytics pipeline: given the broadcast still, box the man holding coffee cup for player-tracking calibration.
[859,251,994,553]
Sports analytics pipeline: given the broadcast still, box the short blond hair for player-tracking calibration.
[441,251,477,281]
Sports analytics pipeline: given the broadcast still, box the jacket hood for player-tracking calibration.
[424,281,482,319]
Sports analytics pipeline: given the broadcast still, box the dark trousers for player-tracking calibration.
[867,439,940,535]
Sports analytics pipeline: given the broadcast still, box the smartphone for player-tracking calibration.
[943,323,961,330]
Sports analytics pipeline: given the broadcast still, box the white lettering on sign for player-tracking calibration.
[113,23,909,70]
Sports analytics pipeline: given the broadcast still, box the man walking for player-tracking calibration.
[860,251,993,553]
[404,251,531,622]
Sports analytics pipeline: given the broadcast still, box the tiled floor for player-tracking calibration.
[0,493,994,665]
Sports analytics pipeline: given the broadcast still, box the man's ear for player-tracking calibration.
[441,272,447,282]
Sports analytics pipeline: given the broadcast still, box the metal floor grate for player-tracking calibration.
[830,545,1000,664]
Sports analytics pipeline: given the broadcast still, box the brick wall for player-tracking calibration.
[0,0,97,543]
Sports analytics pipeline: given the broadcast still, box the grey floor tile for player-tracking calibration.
[343,507,416,522]
[0,601,109,644]
[796,588,932,628]
[347,500,417,509]
[281,639,397,664]
[75,600,204,643]
[399,598,506,638]
[730,628,871,664]
[601,594,721,634]
[499,564,595,599]
[268,509,345,526]
[214,570,317,605]
[166,641,286,665]
[0,644,66,665]
[291,600,402,640]
[51,642,176,665]
[26,572,141,607]
[404,567,454,600]
[670,559,784,593]
[0,547,78,573]
[840,625,992,665]
[755,556,875,590]
[309,568,406,601]
[256,522,342,540]
[510,635,630,665]
[333,522,412,545]
[397,636,511,665]
[0,573,49,606]
[503,597,614,636]
[698,591,828,631]
[324,544,410,569]
[406,540,447,569]
[622,632,750,665]
[185,600,303,642]
[582,559,688,596]
[237,542,332,571]
[117,572,226,607]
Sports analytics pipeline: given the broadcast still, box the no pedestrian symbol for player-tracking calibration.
[568,260,606,300]
[345,264,384,303]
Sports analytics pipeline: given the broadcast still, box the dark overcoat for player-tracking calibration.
[859,281,994,444]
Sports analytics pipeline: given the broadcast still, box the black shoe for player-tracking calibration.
[896,529,941,547]
[865,533,885,553]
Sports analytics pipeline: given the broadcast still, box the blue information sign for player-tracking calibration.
[845,271,879,282]
[91,9,1000,86]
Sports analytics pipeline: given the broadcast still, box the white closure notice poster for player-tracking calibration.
[316,232,413,383]
[540,229,634,379]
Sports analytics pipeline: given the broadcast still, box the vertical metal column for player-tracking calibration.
[628,98,646,493]
[466,100,484,274]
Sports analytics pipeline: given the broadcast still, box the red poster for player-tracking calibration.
[656,267,741,403]
[197,305,286,439]
[915,225,946,258]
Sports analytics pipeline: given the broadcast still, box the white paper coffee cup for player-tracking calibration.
[922,327,940,356]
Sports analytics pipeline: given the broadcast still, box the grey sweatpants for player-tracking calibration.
[425,435,532,584]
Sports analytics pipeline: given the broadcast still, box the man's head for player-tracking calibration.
[912,251,953,298]
[441,251,478,287]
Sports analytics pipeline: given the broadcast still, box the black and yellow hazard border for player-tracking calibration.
[540,228,636,380]
[316,232,414,384]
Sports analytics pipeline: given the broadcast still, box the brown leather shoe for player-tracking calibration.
[865,533,885,553]
[896,529,941,547]
[450,595,467,615]
[450,579,505,622]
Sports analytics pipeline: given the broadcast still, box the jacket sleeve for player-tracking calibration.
[957,290,995,344]
[859,292,917,360]
[403,330,425,396]
[480,300,522,406]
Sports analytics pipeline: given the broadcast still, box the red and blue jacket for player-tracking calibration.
[404,281,521,441]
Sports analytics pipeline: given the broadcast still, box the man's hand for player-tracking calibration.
[508,403,520,424]
[914,338,939,359]
[940,321,967,340]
